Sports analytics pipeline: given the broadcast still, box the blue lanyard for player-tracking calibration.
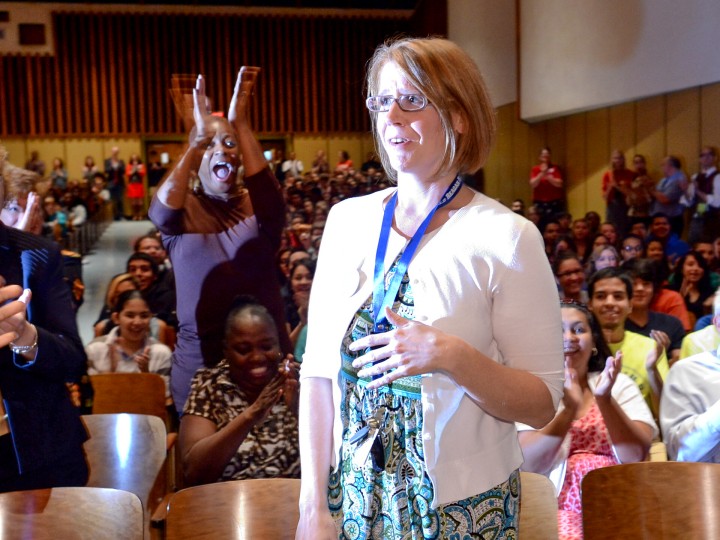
[371,176,463,333]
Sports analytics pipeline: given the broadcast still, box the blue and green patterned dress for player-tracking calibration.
[329,256,519,539]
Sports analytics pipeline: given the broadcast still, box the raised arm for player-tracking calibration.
[519,367,582,474]
[593,354,653,463]
[155,75,214,210]
[228,67,267,177]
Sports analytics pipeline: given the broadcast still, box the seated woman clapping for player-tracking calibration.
[85,290,172,398]
[518,301,656,540]
[94,272,169,345]
[179,297,300,486]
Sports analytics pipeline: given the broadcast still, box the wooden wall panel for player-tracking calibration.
[0,11,411,137]
[666,87,700,170]
[484,81,720,218]
[585,108,610,214]
[510,104,531,200]
[564,113,587,211]
[700,84,720,148]
[635,94,666,178]
[487,104,514,203]
[609,102,635,157]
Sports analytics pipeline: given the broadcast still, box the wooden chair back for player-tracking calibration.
[82,413,166,511]
[164,478,301,539]
[0,486,143,540]
[90,372,168,422]
[582,462,720,539]
[519,471,559,539]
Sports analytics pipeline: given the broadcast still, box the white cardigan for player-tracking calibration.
[300,188,564,506]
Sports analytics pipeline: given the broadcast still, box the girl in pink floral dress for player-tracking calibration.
[518,301,657,539]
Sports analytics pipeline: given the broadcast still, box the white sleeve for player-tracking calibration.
[85,341,110,375]
[709,173,720,208]
[490,219,565,407]
[660,360,720,462]
[609,373,659,438]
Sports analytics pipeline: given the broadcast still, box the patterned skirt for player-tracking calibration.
[329,259,519,539]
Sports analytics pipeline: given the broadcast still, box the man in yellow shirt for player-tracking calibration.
[588,267,669,417]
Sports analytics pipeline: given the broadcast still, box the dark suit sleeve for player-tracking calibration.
[15,238,86,382]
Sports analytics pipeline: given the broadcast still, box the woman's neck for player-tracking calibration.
[392,172,461,237]
[117,335,143,353]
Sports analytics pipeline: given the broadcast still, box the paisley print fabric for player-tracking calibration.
[330,257,519,539]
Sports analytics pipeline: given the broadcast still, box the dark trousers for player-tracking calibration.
[109,186,125,220]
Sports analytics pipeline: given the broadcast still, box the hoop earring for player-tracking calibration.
[591,347,598,356]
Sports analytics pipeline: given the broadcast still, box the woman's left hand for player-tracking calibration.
[279,354,301,410]
[593,351,622,398]
[349,308,454,389]
[0,283,31,349]
[134,346,150,373]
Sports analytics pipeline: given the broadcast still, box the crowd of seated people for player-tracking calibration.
[518,145,720,539]
[5,139,720,537]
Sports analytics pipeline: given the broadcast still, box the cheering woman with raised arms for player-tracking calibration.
[296,37,564,539]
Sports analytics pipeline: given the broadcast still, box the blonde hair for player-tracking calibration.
[366,37,497,181]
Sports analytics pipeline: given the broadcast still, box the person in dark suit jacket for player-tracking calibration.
[0,147,88,492]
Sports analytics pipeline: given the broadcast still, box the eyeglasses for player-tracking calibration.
[365,94,430,113]
[623,245,643,252]
[557,269,584,278]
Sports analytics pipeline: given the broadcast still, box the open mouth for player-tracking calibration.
[390,137,409,144]
[212,161,235,181]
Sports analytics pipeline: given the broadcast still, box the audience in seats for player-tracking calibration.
[519,301,655,540]
[15,60,720,533]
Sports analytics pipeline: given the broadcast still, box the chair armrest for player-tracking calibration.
[150,493,173,528]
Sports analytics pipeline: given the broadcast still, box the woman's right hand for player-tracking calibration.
[247,372,284,424]
[296,508,337,540]
[191,75,213,146]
